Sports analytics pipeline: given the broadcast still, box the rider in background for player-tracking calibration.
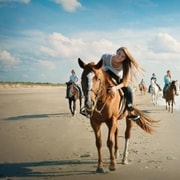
[148,73,161,93]
[163,70,171,98]
[66,70,83,98]
[140,78,145,86]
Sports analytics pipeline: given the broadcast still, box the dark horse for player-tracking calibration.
[66,81,82,116]
[164,80,179,113]
[78,58,157,173]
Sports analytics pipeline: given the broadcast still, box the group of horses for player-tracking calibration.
[65,58,179,173]
[138,79,179,113]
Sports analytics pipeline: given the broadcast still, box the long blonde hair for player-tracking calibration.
[116,47,145,86]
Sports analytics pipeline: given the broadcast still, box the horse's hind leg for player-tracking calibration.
[122,118,133,164]
[73,100,76,115]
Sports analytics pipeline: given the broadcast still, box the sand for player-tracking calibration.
[0,86,180,180]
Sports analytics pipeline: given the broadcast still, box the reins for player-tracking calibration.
[80,77,109,117]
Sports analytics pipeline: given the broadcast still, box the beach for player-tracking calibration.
[0,86,180,180]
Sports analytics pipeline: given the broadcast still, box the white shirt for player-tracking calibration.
[70,74,78,84]
[101,54,123,80]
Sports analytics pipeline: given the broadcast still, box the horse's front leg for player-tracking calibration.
[68,99,73,115]
[122,118,133,164]
[107,119,118,171]
[114,127,119,159]
[91,120,104,173]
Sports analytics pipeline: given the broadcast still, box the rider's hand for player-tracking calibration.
[107,86,117,93]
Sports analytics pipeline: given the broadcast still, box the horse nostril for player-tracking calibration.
[85,100,94,109]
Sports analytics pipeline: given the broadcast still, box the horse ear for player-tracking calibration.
[95,59,103,69]
[78,58,85,69]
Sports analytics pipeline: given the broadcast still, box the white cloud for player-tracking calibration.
[0,50,19,71]
[40,32,86,58]
[0,50,19,65]
[39,60,56,70]
[149,32,180,53]
[52,0,82,12]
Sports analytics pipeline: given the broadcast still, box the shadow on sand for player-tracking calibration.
[3,113,72,121]
[0,160,98,178]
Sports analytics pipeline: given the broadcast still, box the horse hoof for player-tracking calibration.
[96,167,104,173]
[122,158,128,165]
[109,165,116,171]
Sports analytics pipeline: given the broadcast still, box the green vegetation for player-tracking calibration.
[0,81,66,87]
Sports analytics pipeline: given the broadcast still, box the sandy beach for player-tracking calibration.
[0,86,180,180]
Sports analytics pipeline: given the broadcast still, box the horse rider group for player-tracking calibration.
[147,70,172,98]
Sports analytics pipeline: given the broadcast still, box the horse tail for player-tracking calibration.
[133,107,159,134]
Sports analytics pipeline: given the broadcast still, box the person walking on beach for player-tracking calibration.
[163,70,171,98]
[101,47,144,121]
[148,73,161,93]
[66,69,83,98]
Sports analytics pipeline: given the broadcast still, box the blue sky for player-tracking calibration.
[0,0,180,85]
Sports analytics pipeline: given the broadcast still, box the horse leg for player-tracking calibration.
[68,99,73,115]
[73,100,76,115]
[166,101,168,110]
[122,118,133,164]
[171,100,173,113]
[114,127,119,159]
[168,101,170,112]
[106,119,118,171]
[91,120,104,173]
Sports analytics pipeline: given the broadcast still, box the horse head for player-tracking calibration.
[171,80,179,96]
[78,58,106,116]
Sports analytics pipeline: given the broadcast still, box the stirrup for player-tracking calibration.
[127,114,140,121]
[80,107,88,117]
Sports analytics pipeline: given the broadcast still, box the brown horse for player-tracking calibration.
[78,58,157,173]
[139,83,147,95]
[164,80,179,113]
[66,81,82,116]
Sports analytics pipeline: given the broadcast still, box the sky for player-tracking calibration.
[0,0,180,85]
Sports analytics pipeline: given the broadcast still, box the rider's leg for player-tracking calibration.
[122,86,140,121]
[76,85,83,97]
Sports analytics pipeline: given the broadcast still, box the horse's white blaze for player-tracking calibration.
[86,72,95,107]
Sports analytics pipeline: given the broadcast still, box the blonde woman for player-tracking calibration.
[101,47,144,120]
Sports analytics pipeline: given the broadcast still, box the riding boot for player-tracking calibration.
[127,104,140,121]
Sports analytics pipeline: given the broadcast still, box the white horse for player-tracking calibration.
[150,79,160,105]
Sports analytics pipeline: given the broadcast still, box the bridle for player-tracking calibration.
[80,74,108,117]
